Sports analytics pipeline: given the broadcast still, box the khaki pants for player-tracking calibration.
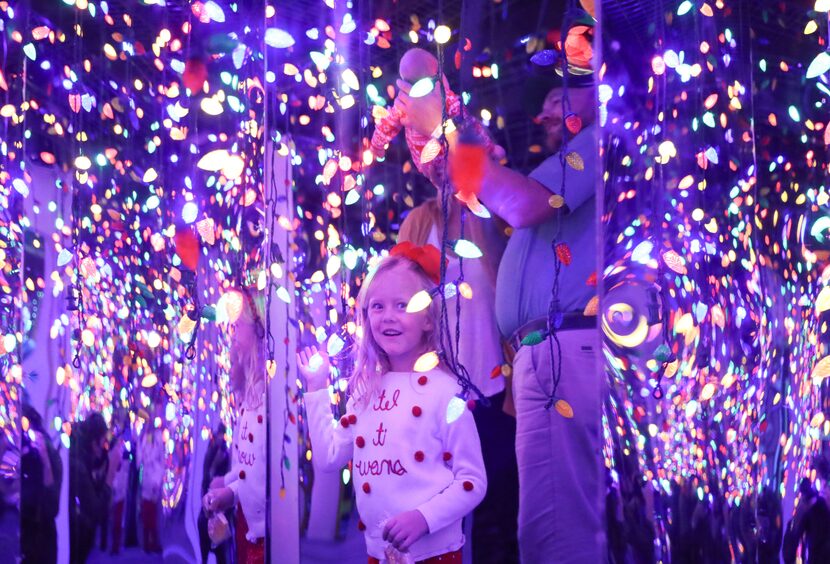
[513,328,604,563]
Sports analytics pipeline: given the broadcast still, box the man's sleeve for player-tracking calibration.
[529,127,596,212]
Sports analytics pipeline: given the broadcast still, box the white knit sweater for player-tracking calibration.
[305,368,486,561]
[224,401,267,541]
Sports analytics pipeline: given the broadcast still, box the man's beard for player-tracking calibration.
[546,131,563,154]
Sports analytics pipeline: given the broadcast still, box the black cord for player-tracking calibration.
[542,0,582,411]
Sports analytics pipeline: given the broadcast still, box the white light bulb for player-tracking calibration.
[434,25,452,44]
[446,395,466,424]
[406,290,433,313]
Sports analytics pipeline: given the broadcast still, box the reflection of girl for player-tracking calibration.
[299,247,487,563]
[204,289,267,564]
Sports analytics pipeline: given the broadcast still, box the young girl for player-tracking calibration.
[299,245,487,563]
[203,288,267,564]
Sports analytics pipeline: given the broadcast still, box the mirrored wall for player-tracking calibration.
[601,0,830,561]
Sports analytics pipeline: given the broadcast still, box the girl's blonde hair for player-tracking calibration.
[348,255,442,409]
[229,288,267,409]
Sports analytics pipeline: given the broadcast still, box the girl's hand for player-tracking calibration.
[382,510,429,552]
[203,486,234,513]
[296,346,330,392]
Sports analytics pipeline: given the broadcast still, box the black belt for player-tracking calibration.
[507,314,597,354]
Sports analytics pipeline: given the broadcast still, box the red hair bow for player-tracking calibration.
[390,242,442,284]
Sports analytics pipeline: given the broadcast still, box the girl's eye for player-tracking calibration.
[370,303,383,310]
[397,302,407,310]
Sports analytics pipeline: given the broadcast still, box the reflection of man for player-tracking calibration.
[395,76,601,562]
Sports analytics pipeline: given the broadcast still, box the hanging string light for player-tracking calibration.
[432,21,488,407]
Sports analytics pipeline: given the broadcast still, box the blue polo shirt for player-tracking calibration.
[495,125,597,339]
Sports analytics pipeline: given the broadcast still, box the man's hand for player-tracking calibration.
[394,79,445,138]
[210,476,225,490]
[382,510,429,552]
[296,346,330,392]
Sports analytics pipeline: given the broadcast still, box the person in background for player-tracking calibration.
[93,456,110,553]
[97,413,126,553]
[199,423,231,564]
[782,477,830,563]
[20,402,62,564]
[109,444,131,555]
[70,412,117,563]
[139,423,165,554]
[203,288,268,564]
